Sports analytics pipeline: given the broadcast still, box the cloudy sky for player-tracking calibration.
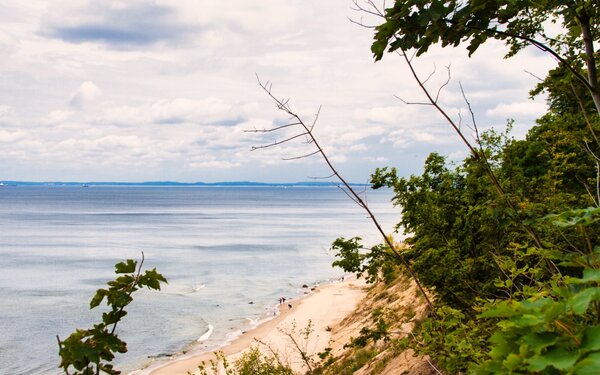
[0,1,556,183]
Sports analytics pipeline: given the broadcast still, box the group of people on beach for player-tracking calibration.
[279,296,292,309]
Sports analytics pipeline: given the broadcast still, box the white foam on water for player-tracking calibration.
[197,324,214,342]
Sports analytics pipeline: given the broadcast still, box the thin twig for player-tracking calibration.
[422,64,437,85]
[243,122,302,133]
[250,132,309,151]
[434,65,452,104]
[282,150,321,161]
[307,173,336,180]
[338,185,365,208]
[393,94,432,106]
[524,70,544,81]
[396,47,546,251]
[254,75,435,311]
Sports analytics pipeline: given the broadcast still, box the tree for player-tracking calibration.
[350,1,600,372]
[369,0,600,113]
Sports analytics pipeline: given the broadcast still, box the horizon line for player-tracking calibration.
[0,180,371,186]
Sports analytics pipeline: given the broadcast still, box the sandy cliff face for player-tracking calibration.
[319,271,436,375]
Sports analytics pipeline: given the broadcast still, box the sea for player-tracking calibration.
[0,185,398,374]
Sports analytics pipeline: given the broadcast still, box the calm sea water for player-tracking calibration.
[0,186,397,374]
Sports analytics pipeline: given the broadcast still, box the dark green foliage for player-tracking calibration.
[409,305,491,373]
[58,257,167,375]
[331,237,396,284]
[475,208,600,374]
[371,151,519,309]
[371,0,599,62]
[327,1,600,374]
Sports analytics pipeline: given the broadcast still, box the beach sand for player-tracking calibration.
[137,276,367,375]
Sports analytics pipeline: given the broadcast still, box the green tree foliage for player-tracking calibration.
[329,1,600,373]
[362,126,600,371]
[371,0,600,112]
[475,208,600,374]
[331,237,398,284]
[57,257,167,375]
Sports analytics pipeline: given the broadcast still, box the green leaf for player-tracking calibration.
[581,269,600,283]
[526,346,579,371]
[522,332,559,354]
[580,325,600,352]
[139,268,168,290]
[480,300,521,318]
[567,287,600,315]
[503,353,523,370]
[102,310,127,325]
[90,289,108,309]
[574,352,600,375]
[115,259,137,274]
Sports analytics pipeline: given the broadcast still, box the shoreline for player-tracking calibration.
[134,275,367,375]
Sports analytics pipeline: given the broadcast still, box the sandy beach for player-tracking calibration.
[137,276,367,375]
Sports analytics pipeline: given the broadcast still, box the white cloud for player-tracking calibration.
[70,81,102,109]
[354,105,422,125]
[151,98,233,124]
[0,1,557,182]
[0,104,15,124]
[0,129,27,142]
[486,101,548,119]
[43,109,73,125]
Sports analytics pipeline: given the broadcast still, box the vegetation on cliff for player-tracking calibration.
[328,1,600,373]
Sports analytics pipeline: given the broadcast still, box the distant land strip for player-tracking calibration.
[0,181,371,187]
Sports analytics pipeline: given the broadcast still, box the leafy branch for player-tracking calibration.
[57,253,167,375]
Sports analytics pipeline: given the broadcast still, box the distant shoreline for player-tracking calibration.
[0,181,371,188]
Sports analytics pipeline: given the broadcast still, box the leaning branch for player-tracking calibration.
[396,47,545,251]
[252,76,435,311]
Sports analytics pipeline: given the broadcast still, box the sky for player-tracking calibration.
[0,1,557,183]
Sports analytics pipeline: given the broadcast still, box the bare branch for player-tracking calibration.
[338,185,365,208]
[282,150,321,161]
[524,70,544,81]
[434,65,452,104]
[254,338,290,370]
[422,64,437,85]
[571,82,600,147]
[582,141,600,207]
[243,122,302,133]
[347,16,377,29]
[310,106,322,132]
[351,0,385,18]
[366,0,386,17]
[250,132,309,151]
[394,48,546,252]
[277,323,314,373]
[307,173,336,180]
[577,175,599,207]
[254,74,435,311]
[394,94,432,106]
[459,82,480,146]
[584,141,600,163]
